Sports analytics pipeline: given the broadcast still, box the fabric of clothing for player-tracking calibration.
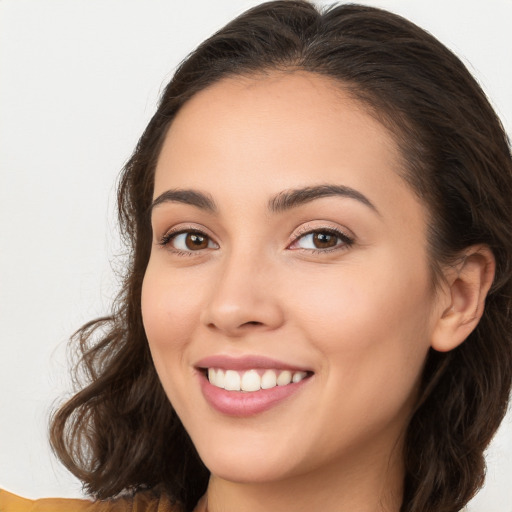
[0,489,181,512]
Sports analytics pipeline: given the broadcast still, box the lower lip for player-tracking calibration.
[199,372,311,417]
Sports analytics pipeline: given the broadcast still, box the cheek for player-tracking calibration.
[295,266,432,344]
[309,282,430,447]
[141,263,202,367]
[290,257,434,400]
[141,263,208,419]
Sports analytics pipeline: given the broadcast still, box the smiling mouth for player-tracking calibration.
[205,368,313,392]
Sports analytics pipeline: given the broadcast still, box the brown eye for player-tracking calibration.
[312,232,338,249]
[161,231,218,252]
[290,228,354,252]
[185,232,209,250]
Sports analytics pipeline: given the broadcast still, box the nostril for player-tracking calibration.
[205,320,263,333]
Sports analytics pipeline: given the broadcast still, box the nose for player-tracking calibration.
[200,250,285,337]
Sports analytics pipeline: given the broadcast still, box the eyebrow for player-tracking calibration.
[151,189,217,213]
[269,184,379,214]
[150,184,378,215]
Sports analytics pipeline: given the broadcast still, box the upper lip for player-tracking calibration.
[194,355,312,372]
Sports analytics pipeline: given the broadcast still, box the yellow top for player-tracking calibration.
[0,489,181,512]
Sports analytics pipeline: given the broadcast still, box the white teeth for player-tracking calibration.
[224,370,241,391]
[277,370,292,386]
[261,369,277,389]
[241,370,261,392]
[207,368,309,392]
[292,371,308,383]
[214,369,225,388]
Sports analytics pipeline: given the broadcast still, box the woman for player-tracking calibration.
[1,1,511,511]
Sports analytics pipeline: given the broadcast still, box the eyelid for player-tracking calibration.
[287,223,355,252]
[157,224,219,251]
[290,221,354,241]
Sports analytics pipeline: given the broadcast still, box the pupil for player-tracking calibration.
[186,233,207,250]
[313,232,336,248]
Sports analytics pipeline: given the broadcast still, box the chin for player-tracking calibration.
[203,455,296,484]
[190,428,306,484]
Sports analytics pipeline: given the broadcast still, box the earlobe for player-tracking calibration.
[431,246,495,352]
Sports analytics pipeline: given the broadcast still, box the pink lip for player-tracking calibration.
[194,355,313,417]
[198,371,311,417]
[194,354,311,372]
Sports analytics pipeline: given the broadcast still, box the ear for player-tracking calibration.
[431,245,495,352]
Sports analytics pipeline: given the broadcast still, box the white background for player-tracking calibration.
[0,1,511,510]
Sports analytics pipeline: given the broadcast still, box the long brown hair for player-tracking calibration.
[50,3,512,511]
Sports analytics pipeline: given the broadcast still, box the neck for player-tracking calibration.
[202,440,404,512]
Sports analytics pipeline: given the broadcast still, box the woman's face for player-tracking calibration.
[142,72,443,484]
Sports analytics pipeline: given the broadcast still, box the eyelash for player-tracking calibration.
[158,226,354,255]
[289,226,354,254]
[158,227,215,257]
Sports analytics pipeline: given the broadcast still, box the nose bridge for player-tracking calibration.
[200,242,284,336]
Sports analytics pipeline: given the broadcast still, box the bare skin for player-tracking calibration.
[142,72,495,512]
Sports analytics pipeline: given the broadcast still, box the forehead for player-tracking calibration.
[166,72,396,154]
[157,72,402,186]
[154,72,425,228]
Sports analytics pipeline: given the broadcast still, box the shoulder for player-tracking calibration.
[0,489,181,512]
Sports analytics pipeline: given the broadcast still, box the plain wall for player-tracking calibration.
[1,1,511,510]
